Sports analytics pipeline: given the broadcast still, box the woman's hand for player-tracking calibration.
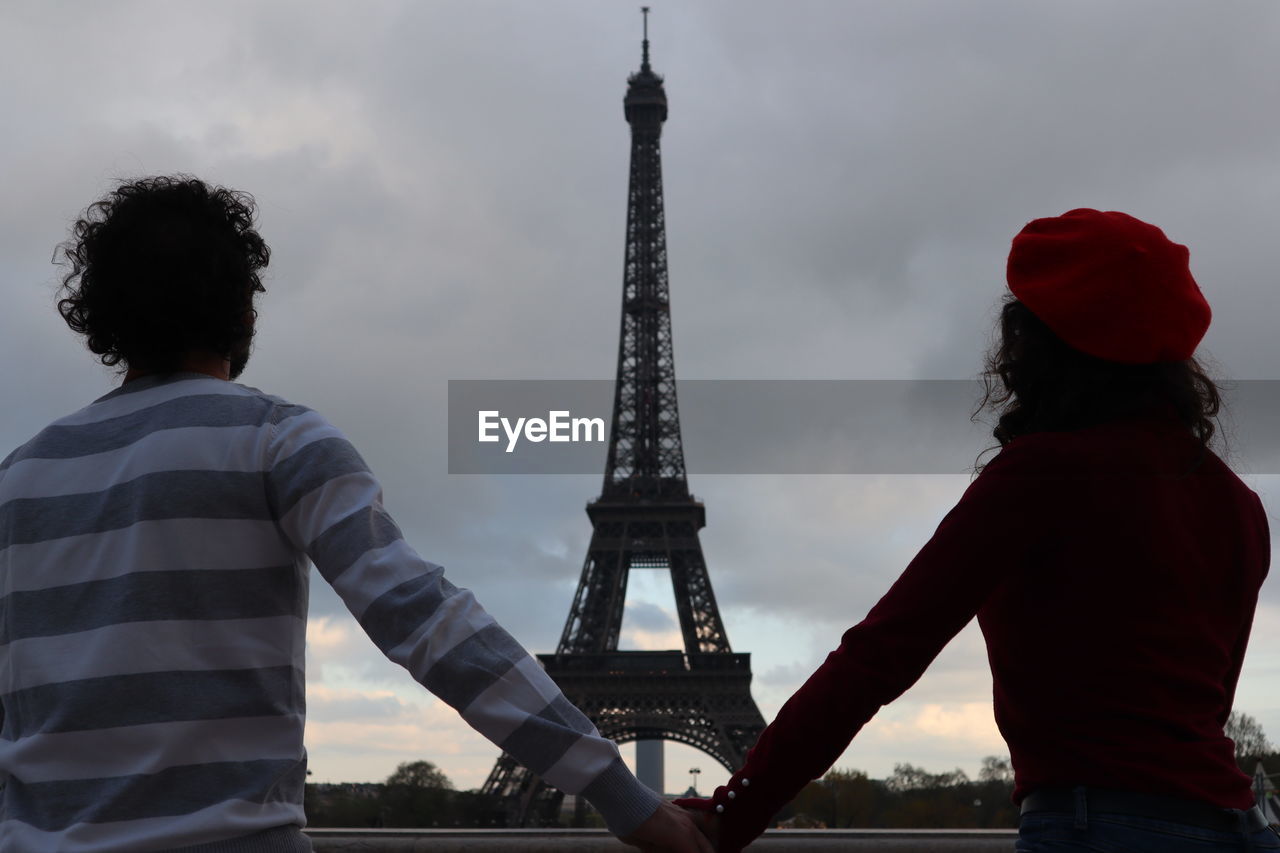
[671,796,721,850]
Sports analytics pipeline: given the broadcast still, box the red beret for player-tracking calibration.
[1006,208,1211,364]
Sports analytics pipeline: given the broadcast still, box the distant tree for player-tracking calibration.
[1227,711,1274,760]
[449,789,508,828]
[886,763,929,793]
[382,761,453,827]
[304,782,385,828]
[885,762,969,792]
[385,760,451,790]
[973,755,1018,829]
[783,761,1018,830]
[978,755,1014,784]
[787,768,884,828]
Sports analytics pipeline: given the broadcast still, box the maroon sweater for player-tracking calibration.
[678,409,1270,850]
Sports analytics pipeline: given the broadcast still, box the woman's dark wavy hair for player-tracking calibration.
[56,175,269,373]
[972,294,1223,474]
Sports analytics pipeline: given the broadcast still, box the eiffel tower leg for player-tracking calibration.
[558,527,629,654]
[480,753,567,827]
[668,537,730,654]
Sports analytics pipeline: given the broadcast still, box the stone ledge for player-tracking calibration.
[306,828,1018,852]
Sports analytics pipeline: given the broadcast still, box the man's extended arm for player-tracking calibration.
[263,403,662,836]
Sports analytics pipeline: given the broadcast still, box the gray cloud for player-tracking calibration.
[622,600,679,635]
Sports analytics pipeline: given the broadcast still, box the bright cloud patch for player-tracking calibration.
[306,684,407,722]
[304,683,499,786]
[864,702,1004,751]
[619,626,686,651]
[306,615,352,654]
[618,600,683,650]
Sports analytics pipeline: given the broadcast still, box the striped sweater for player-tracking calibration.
[0,373,660,852]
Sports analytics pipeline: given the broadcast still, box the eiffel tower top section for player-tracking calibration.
[624,7,667,132]
[602,7,689,503]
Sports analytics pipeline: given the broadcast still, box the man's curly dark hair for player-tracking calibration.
[56,175,270,378]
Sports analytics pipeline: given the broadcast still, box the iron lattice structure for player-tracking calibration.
[481,17,766,826]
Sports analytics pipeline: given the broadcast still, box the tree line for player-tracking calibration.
[305,761,508,828]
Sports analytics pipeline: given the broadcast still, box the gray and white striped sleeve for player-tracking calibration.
[263,404,661,836]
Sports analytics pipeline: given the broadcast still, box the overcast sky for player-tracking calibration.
[4,0,1280,797]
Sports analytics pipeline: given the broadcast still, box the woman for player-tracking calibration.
[677,209,1276,852]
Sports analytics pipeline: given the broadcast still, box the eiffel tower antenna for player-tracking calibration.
[482,12,765,824]
[641,6,651,70]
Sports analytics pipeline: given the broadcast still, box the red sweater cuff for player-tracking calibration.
[673,776,772,853]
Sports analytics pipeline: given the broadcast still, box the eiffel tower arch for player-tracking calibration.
[481,10,766,825]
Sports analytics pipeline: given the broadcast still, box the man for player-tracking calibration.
[0,175,711,853]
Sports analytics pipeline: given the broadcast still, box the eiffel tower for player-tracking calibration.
[481,9,766,826]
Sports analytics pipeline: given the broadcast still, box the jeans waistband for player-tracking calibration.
[1021,786,1269,834]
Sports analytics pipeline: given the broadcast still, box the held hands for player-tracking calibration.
[681,804,721,849]
[620,800,717,853]
[672,796,721,850]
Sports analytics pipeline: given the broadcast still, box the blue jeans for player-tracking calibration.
[1017,809,1280,852]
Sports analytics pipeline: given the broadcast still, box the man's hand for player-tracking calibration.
[620,800,717,853]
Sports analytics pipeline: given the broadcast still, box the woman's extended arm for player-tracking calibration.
[676,439,1054,851]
